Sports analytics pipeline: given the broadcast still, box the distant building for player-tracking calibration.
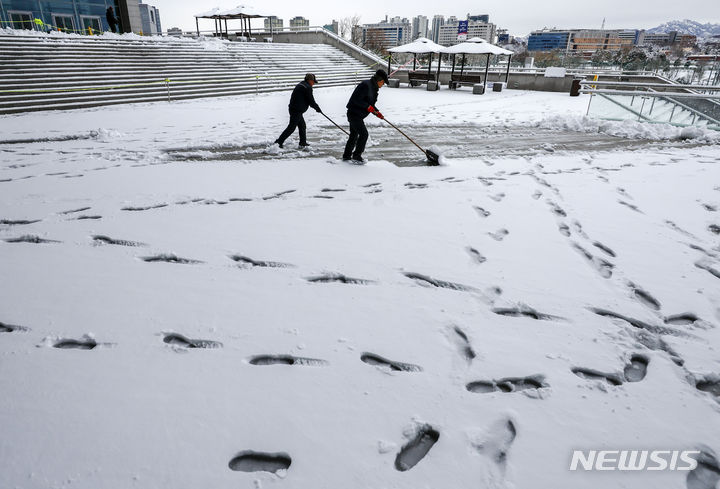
[0,0,149,34]
[138,0,161,35]
[437,19,496,46]
[497,29,513,44]
[430,15,444,43]
[264,16,283,32]
[167,27,182,37]
[323,20,339,34]
[618,29,644,45]
[361,17,411,49]
[569,30,633,53]
[467,14,489,23]
[528,30,572,51]
[412,15,429,40]
[528,29,632,53]
[289,16,309,31]
[529,27,697,53]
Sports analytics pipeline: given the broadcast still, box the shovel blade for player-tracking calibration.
[425,149,440,166]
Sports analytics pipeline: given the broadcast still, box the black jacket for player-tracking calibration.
[288,80,320,113]
[346,79,379,119]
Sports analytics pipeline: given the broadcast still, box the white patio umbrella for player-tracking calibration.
[387,37,445,84]
[441,37,514,85]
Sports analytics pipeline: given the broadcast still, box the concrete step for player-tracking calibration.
[0,34,374,114]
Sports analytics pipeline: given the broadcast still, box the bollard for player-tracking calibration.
[492,82,503,92]
[472,84,485,95]
[569,78,582,96]
[388,78,400,88]
[426,81,439,91]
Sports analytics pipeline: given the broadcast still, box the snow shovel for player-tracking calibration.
[321,112,349,136]
[382,117,440,165]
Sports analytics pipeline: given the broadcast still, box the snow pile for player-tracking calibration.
[537,114,720,142]
[0,27,200,44]
[90,128,124,141]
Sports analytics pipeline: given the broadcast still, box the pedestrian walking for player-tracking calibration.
[106,7,118,33]
[274,73,322,149]
[342,69,388,163]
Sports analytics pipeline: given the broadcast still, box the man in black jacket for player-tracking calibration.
[274,73,322,148]
[106,7,118,33]
[342,69,388,163]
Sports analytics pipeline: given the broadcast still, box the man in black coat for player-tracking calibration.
[274,73,322,148]
[343,69,389,163]
[106,7,118,33]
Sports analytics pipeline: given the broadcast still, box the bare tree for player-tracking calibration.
[339,14,361,41]
[364,28,389,55]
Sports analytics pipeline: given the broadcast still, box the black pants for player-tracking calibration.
[343,114,368,159]
[277,111,306,145]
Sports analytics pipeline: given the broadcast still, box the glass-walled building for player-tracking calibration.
[0,0,156,35]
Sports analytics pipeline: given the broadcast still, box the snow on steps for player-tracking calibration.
[0,35,375,114]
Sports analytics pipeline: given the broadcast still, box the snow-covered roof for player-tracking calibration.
[442,37,513,55]
[194,8,220,18]
[388,37,444,54]
[195,5,263,18]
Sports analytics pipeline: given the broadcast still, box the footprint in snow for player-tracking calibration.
[572,354,648,387]
[360,352,422,372]
[695,376,720,400]
[141,254,202,264]
[467,376,547,396]
[0,321,29,333]
[4,235,60,244]
[248,354,327,366]
[394,424,440,472]
[686,446,720,489]
[228,451,291,474]
[628,283,661,311]
[470,418,517,482]
[163,332,222,349]
[488,229,509,241]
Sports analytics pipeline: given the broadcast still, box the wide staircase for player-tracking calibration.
[0,34,376,114]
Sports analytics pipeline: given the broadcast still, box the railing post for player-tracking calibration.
[638,97,647,121]
[669,105,676,124]
[586,93,593,116]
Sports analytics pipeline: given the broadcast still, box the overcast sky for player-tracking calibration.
[149,0,718,37]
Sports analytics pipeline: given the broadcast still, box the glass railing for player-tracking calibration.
[580,81,720,130]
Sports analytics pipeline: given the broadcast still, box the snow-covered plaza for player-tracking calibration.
[1,87,719,488]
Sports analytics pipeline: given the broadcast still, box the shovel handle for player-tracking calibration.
[383,118,427,155]
[321,112,350,136]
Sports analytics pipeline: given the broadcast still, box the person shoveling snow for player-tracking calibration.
[342,69,440,165]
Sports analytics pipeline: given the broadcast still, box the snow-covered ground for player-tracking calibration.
[1,87,720,489]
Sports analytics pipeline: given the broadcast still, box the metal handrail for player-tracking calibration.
[580,88,720,99]
[581,80,720,91]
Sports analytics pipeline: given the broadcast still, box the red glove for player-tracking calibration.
[368,106,384,119]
